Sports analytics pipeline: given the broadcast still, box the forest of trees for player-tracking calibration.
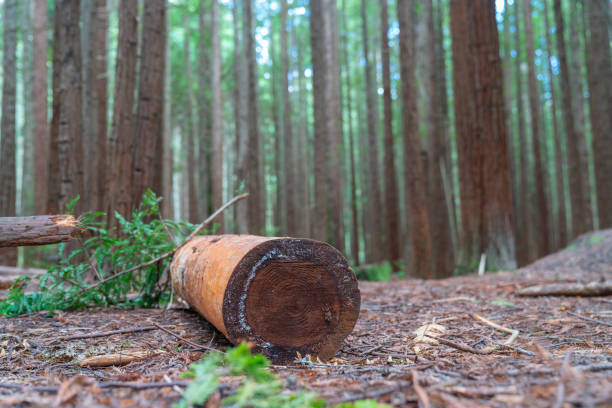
[0,0,611,278]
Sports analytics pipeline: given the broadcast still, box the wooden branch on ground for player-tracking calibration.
[516,280,612,297]
[0,215,81,247]
[0,380,191,393]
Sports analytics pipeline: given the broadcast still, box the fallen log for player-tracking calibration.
[170,235,361,363]
[516,280,612,297]
[0,215,81,247]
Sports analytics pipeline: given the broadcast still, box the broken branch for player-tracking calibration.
[0,215,82,247]
[516,280,612,297]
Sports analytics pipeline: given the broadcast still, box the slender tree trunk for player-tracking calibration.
[543,0,567,248]
[162,4,173,218]
[49,0,85,215]
[21,0,35,216]
[361,0,382,262]
[107,0,138,222]
[327,2,345,252]
[513,0,532,265]
[553,0,589,239]
[380,0,400,264]
[425,0,453,277]
[211,0,224,231]
[184,15,199,223]
[33,0,49,216]
[93,0,108,212]
[523,0,550,257]
[281,0,296,236]
[243,0,264,233]
[0,0,18,265]
[586,0,612,229]
[569,0,593,231]
[233,0,248,233]
[310,0,330,243]
[341,0,359,264]
[270,24,284,234]
[198,4,212,219]
[295,23,311,239]
[398,0,434,277]
[450,0,516,270]
[81,0,94,211]
[132,0,166,205]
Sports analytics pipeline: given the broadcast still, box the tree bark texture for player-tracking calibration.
[33,0,49,216]
[0,215,80,247]
[450,0,516,270]
[107,0,138,222]
[0,0,18,265]
[522,0,550,258]
[211,0,224,232]
[586,0,612,229]
[553,0,589,239]
[398,0,435,277]
[170,235,360,363]
[132,0,166,207]
[380,0,400,264]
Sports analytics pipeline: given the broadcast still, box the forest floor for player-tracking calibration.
[1,231,611,407]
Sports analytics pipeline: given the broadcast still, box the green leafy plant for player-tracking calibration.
[354,261,393,282]
[0,190,200,316]
[175,343,390,408]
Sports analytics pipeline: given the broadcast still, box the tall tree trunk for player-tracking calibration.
[523,0,550,257]
[513,0,531,265]
[132,0,166,206]
[380,0,400,264]
[33,0,49,216]
[49,0,85,216]
[426,0,453,277]
[553,0,589,239]
[107,0,138,221]
[341,0,360,264]
[162,3,173,219]
[281,0,296,236]
[586,0,612,229]
[184,15,199,223]
[295,22,311,239]
[21,0,35,216]
[81,0,94,211]
[243,0,264,233]
[398,0,434,277]
[270,23,284,234]
[361,0,382,262]
[0,0,18,265]
[450,0,516,270]
[211,0,224,231]
[93,0,108,212]
[543,0,567,248]
[327,2,345,252]
[309,0,330,243]
[568,0,593,232]
[233,0,248,234]
[198,4,212,219]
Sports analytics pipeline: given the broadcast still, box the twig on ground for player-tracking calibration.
[567,311,612,328]
[516,280,612,297]
[0,380,191,393]
[473,313,519,345]
[360,345,383,356]
[54,326,162,342]
[151,322,217,352]
[423,334,492,355]
[493,342,535,356]
[412,369,431,408]
[69,193,249,307]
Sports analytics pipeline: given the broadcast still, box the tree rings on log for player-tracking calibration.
[170,235,361,363]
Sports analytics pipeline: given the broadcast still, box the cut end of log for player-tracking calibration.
[171,235,360,363]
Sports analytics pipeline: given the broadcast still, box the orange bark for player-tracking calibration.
[170,235,360,363]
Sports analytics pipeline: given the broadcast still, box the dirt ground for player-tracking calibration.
[1,231,611,407]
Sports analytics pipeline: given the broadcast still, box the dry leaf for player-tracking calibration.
[54,375,94,407]
[78,350,152,368]
[413,322,447,354]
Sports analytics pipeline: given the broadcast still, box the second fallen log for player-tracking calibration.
[0,215,81,247]
[170,235,361,363]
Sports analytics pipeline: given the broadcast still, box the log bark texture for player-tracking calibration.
[0,215,80,247]
[170,235,360,363]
